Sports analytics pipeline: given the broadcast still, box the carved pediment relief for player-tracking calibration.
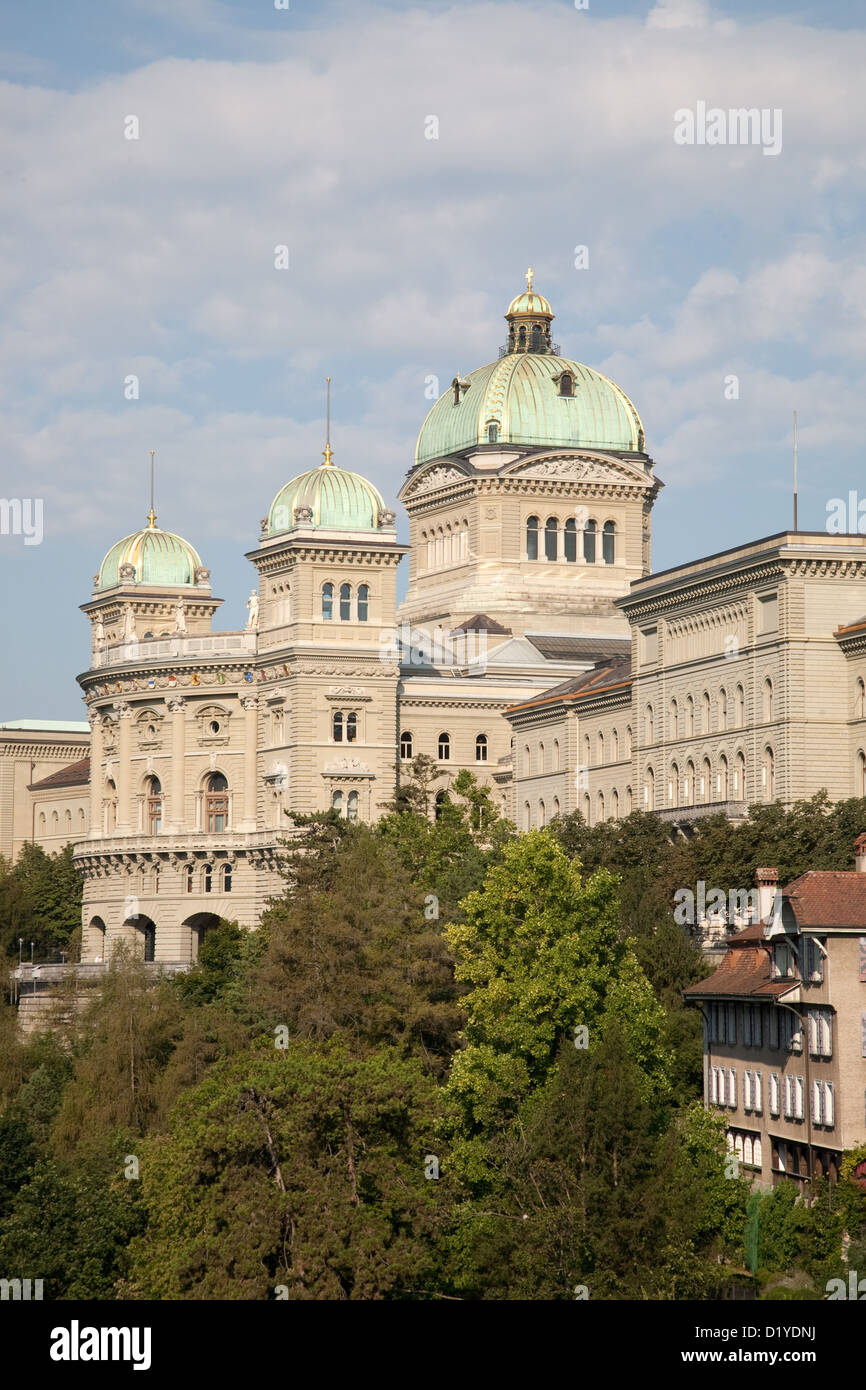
[404,464,470,498]
[505,453,650,487]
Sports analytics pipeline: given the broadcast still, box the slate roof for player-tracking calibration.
[450,613,512,635]
[506,656,632,713]
[524,634,631,663]
[28,758,90,790]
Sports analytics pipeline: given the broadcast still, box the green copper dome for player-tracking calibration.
[97,519,204,590]
[415,275,645,464]
[268,450,388,535]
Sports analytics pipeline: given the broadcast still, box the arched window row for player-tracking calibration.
[184,861,233,894]
[400,732,490,763]
[321,582,370,622]
[525,516,615,565]
[422,522,470,572]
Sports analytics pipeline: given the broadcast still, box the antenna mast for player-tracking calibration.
[322,377,334,465]
[792,411,798,532]
[147,450,157,527]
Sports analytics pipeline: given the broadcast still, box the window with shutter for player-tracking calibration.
[769,1010,779,1050]
[825,1082,835,1127]
[769,1073,780,1116]
[795,1076,805,1119]
[754,1071,762,1114]
[727,1005,737,1043]
[812,1081,821,1124]
[728,1068,737,1108]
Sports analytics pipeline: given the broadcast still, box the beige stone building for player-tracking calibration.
[507,531,866,828]
[8,271,866,974]
[0,722,90,862]
[684,847,866,1187]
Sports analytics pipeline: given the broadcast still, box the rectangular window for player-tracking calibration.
[808,1009,832,1058]
[728,1068,737,1108]
[769,1073,780,1117]
[805,937,825,983]
[753,1071,762,1115]
[726,1004,737,1043]
[794,1075,805,1119]
[769,1009,780,1050]
[812,1080,836,1128]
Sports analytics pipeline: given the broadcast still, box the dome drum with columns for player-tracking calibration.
[69,274,665,969]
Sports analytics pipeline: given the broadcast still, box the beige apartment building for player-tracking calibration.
[684,846,866,1187]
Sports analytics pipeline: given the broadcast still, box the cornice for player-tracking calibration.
[619,559,787,620]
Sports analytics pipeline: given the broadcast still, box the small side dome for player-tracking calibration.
[97,514,204,590]
[268,447,388,535]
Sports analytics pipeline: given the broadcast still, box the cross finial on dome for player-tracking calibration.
[525,266,534,292]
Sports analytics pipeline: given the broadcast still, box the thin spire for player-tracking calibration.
[322,377,334,465]
[147,449,157,527]
[792,410,798,532]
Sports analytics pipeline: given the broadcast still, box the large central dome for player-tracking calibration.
[415,275,645,465]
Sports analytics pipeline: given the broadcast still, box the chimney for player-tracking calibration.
[855,834,866,873]
[755,867,779,922]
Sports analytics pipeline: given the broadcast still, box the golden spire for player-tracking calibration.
[321,377,335,466]
[525,266,534,292]
[147,450,157,527]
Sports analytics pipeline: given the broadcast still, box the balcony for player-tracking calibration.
[73,829,286,860]
[93,631,256,669]
[654,799,748,828]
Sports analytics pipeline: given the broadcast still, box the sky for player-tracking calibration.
[0,0,864,717]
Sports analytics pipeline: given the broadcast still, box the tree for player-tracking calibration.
[255,824,463,1070]
[443,832,671,1185]
[125,1042,449,1300]
[0,843,82,960]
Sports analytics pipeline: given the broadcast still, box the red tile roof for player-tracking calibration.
[506,656,632,714]
[28,757,90,790]
[782,871,866,928]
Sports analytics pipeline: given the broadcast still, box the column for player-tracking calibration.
[115,702,133,833]
[241,696,259,830]
[88,710,103,837]
[167,698,186,831]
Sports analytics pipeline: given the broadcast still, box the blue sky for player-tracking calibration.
[0,0,864,716]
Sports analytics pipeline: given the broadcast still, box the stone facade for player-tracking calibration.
[0,725,90,862]
[507,531,866,828]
